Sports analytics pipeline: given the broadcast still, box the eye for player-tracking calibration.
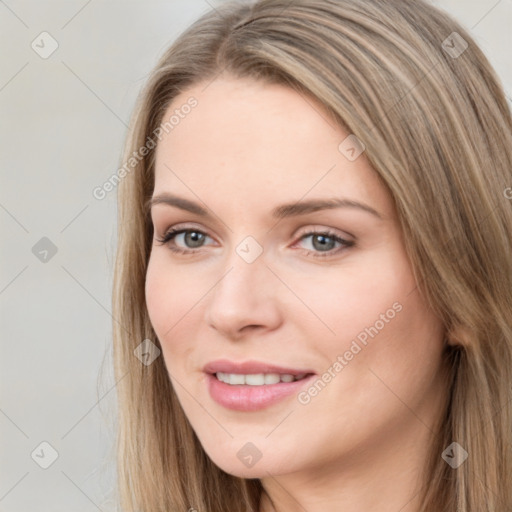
[294,229,354,258]
[155,226,354,259]
[155,227,214,255]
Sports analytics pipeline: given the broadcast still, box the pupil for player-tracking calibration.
[185,231,204,248]
[313,234,334,251]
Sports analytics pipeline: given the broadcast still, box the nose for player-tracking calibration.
[203,248,282,340]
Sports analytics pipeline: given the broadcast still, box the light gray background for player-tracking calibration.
[1,1,510,510]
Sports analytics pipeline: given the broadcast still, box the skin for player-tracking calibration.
[145,75,450,512]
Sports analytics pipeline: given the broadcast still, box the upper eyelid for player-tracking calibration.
[155,222,352,238]
[151,202,362,238]
[157,224,217,243]
[157,225,353,248]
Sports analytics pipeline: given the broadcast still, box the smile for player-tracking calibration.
[206,372,315,411]
[215,372,307,385]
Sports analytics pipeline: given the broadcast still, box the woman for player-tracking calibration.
[112,0,512,510]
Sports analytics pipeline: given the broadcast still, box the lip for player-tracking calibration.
[203,359,316,412]
[203,359,315,376]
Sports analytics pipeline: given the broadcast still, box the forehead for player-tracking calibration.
[152,77,391,217]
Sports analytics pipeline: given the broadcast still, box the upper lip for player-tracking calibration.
[203,359,316,376]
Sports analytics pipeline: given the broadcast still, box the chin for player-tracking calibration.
[201,441,296,479]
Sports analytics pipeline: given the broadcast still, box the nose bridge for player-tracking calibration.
[204,238,280,336]
[212,239,267,306]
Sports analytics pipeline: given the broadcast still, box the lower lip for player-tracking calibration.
[206,373,316,411]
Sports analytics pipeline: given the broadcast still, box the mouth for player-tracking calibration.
[206,365,316,412]
[214,371,311,385]
[203,360,316,411]
[203,359,315,378]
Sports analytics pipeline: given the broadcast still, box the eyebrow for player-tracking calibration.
[146,193,382,220]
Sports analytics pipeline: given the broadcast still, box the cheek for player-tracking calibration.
[145,256,170,331]
[145,254,236,380]
[292,253,414,351]
[145,256,199,347]
[301,246,443,387]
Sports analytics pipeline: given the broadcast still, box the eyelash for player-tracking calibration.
[154,227,355,259]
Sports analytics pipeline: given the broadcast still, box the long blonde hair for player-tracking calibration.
[112,1,512,510]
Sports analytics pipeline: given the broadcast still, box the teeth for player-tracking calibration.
[230,373,245,385]
[264,373,281,384]
[216,372,307,386]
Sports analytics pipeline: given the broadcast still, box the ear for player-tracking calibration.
[446,324,471,348]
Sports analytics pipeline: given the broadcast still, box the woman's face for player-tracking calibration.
[145,76,448,479]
